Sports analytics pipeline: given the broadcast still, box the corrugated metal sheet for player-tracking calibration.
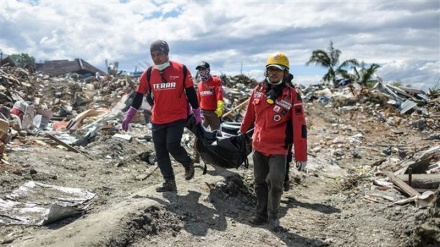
[399,99,417,114]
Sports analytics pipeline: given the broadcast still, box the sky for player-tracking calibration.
[1,0,439,90]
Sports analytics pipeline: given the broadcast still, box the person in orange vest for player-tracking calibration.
[239,52,307,230]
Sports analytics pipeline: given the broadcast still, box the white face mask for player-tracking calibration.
[266,77,283,85]
[155,61,170,71]
[199,69,211,82]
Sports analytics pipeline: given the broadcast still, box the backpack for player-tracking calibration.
[145,62,187,106]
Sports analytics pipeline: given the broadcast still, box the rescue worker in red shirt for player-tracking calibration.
[239,52,307,230]
[122,39,202,192]
[193,61,224,162]
[196,61,224,130]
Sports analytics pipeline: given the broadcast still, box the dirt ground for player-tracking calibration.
[0,99,439,247]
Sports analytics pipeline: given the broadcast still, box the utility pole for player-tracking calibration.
[240,61,243,75]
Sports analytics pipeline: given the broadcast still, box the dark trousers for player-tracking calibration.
[253,150,286,219]
[152,119,192,180]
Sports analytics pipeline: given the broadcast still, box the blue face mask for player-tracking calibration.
[155,61,170,71]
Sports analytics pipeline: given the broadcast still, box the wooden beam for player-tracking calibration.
[386,171,420,197]
[222,98,249,119]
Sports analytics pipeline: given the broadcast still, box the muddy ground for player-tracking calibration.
[0,100,439,247]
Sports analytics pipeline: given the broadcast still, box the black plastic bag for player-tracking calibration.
[186,114,252,169]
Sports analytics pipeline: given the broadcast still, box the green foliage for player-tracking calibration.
[428,88,439,97]
[9,53,36,69]
[365,80,377,88]
[351,62,381,88]
[305,42,386,89]
[390,81,402,87]
[306,41,359,84]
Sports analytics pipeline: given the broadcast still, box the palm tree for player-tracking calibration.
[339,62,380,95]
[352,62,381,89]
[306,41,359,85]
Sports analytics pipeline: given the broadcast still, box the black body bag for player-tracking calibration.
[185,115,252,172]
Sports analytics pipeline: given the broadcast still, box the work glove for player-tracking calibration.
[193,108,202,124]
[296,161,307,172]
[215,100,224,117]
[122,106,138,131]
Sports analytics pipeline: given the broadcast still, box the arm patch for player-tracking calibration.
[301,124,307,138]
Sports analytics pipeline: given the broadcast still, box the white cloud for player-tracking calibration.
[0,0,439,89]
[378,60,440,90]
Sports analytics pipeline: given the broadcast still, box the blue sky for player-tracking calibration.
[1,0,439,90]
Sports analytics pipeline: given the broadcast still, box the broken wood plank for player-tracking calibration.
[137,166,159,181]
[44,134,94,160]
[396,174,440,190]
[386,171,420,197]
[222,98,249,119]
[394,195,417,205]
[45,133,80,153]
[368,193,396,202]
[363,195,380,203]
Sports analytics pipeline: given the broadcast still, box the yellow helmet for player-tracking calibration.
[266,52,289,70]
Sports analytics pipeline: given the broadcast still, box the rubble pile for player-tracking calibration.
[0,64,439,246]
[0,64,439,170]
[302,82,440,132]
[0,65,438,151]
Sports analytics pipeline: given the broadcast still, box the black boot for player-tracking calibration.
[248,215,268,225]
[156,179,177,192]
[283,180,290,192]
[269,217,280,231]
[185,161,195,180]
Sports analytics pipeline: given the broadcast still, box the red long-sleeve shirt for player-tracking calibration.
[197,76,223,110]
[240,83,307,161]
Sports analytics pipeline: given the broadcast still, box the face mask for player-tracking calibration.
[266,77,283,85]
[199,69,211,82]
[155,61,170,71]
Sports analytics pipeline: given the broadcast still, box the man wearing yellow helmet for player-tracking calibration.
[239,52,308,231]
